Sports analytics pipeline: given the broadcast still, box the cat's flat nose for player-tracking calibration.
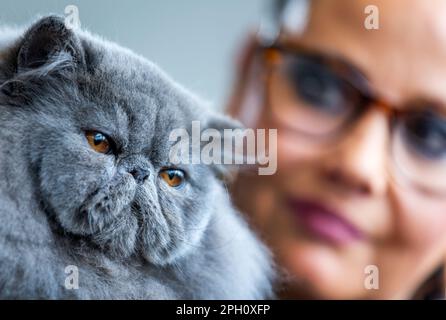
[130,168,150,184]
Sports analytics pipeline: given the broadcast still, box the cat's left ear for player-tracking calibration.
[202,113,245,183]
[17,15,85,71]
[204,113,243,136]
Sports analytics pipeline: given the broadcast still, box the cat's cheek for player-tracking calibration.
[73,173,137,234]
[47,166,134,237]
[38,168,104,231]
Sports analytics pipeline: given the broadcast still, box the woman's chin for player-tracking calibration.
[276,231,373,299]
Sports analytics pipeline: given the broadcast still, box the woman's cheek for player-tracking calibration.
[395,188,446,248]
[277,132,328,166]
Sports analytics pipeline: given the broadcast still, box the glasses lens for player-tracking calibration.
[392,110,446,194]
[268,52,362,137]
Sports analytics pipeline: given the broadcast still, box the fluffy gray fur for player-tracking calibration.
[0,16,274,299]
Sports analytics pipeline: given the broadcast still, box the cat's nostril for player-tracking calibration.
[130,168,150,184]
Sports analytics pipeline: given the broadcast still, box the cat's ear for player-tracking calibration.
[17,15,85,71]
[202,113,245,183]
[205,113,243,134]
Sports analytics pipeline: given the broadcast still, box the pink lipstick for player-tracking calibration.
[287,198,364,245]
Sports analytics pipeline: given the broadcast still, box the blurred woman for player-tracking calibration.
[227,0,446,299]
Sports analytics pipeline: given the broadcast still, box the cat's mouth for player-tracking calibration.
[49,169,184,264]
[48,172,137,239]
[70,172,172,260]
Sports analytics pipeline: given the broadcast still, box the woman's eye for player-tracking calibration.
[86,131,112,154]
[159,169,185,188]
[403,112,446,159]
[287,58,354,116]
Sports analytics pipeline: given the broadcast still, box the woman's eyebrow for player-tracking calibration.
[280,39,374,94]
[322,55,446,115]
[317,50,373,93]
[405,97,446,116]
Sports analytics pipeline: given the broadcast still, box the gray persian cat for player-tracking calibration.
[0,16,274,299]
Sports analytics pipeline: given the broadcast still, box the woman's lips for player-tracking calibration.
[287,198,364,245]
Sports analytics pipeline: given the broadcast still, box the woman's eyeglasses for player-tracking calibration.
[260,41,446,197]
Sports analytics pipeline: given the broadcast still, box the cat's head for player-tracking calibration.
[0,16,240,265]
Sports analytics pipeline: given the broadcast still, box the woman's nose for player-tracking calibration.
[320,107,389,196]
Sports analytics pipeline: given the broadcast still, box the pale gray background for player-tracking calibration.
[1,0,268,108]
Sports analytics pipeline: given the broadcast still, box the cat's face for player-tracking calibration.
[0,16,238,265]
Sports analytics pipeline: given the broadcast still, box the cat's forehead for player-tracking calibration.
[84,35,197,109]
[76,32,205,148]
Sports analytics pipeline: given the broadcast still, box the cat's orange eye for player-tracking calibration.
[159,169,185,188]
[86,131,112,154]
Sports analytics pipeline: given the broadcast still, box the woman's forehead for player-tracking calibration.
[282,0,446,107]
